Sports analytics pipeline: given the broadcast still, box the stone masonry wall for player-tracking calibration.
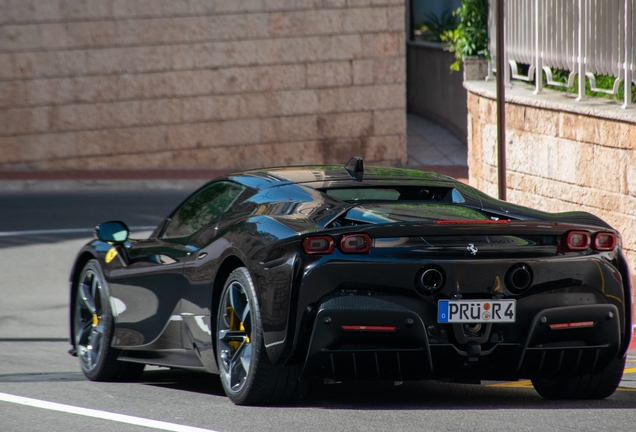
[0,0,406,171]
[465,82,636,282]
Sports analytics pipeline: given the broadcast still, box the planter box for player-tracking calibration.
[463,56,489,81]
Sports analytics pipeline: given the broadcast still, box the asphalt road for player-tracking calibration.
[1,189,635,432]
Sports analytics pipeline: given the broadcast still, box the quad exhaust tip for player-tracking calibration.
[506,264,533,293]
[415,267,445,295]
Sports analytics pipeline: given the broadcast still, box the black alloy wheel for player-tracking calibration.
[216,267,308,405]
[217,271,254,395]
[531,355,626,399]
[73,259,144,381]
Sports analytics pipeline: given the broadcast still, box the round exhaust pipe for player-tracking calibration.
[415,267,445,295]
[505,264,533,293]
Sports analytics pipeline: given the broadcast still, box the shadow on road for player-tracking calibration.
[135,368,636,410]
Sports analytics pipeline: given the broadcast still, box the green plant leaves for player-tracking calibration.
[445,0,490,72]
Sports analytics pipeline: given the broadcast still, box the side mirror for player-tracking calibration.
[94,221,130,242]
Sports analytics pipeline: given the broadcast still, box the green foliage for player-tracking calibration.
[415,9,459,42]
[441,0,490,71]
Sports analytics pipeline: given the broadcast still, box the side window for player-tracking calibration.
[162,181,245,239]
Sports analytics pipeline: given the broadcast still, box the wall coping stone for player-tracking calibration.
[464,80,636,125]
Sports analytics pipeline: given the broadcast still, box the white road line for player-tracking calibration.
[0,392,218,432]
[0,227,155,237]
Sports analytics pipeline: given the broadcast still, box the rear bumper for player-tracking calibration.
[300,295,621,381]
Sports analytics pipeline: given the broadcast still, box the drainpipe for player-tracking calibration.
[496,0,506,201]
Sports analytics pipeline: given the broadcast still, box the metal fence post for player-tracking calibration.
[623,0,633,109]
[534,0,543,94]
[576,0,586,102]
[496,0,506,201]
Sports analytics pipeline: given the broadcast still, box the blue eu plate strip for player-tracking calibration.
[438,300,449,323]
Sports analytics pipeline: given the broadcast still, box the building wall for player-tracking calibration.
[406,42,466,144]
[465,82,636,281]
[0,0,407,171]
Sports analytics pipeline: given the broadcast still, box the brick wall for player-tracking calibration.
[0,0,406,171]
[465,82,636,283]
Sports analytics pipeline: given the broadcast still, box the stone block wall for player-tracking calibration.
[465,82,636,280]
[0,0,406,171]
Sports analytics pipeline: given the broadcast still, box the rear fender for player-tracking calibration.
[251,251,299,365]
[617,253,633,356]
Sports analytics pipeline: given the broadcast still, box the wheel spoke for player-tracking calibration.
[86,344,98,369]
[242,307,252,336]
[92,275,103,316]
[219,330,247,343]
[76,319,92,346]
[89,326,103,355]
[239,343,252,375]
[240,302,250,327]
[229,282,247,323]
[78,282,96,315]
[229,341,249,390]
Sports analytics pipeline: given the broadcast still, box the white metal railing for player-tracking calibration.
[489,0,635,108]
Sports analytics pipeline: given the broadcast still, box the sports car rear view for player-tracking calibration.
[69,158,632,405]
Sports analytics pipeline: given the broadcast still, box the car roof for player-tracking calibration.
[227,165,461,190]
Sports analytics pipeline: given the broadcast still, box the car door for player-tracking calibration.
[171,181,247,371]
[106,181,245,351]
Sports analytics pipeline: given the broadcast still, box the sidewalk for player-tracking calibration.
[0,113,467,191]
[406,113,468,183]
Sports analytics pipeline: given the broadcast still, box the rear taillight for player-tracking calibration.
[302,234,372,254]
[302,236,334,254]
[562,231,618,252]
[339,234,371,253]
[565,231,591,250]
[593,232,617,251]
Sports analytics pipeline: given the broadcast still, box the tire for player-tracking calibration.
[216,267,308,406]
[531,355,626,400]
[73,259,144,382]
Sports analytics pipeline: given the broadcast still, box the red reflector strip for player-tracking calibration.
[434,219,510,225]
[549,321,595,330]
[341,325,397,332]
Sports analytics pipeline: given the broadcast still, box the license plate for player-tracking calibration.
[437,299,516,323]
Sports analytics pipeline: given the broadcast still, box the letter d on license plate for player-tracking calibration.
[438,300,516,323]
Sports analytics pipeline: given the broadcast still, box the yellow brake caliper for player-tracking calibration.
[227,306,250,352]
[241,322,250,343]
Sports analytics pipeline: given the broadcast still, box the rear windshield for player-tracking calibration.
[323,186,464,203]
[343,203,487,224]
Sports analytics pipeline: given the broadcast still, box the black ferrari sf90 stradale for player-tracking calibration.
[69,158,632,405]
